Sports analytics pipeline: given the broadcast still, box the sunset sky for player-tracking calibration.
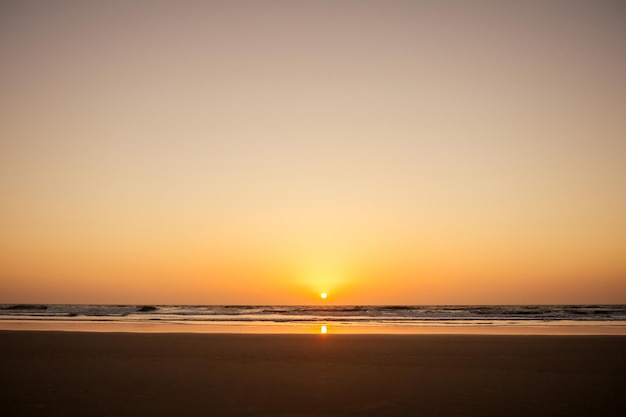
[1,0,625,305]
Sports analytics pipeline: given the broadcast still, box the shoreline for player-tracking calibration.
[1,319,626,335]
[1,331,625,416]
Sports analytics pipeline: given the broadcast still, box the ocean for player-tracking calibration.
[2,304,626,334]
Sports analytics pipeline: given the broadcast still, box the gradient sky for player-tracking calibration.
[1,0,625,305]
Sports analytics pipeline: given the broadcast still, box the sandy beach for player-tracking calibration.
[1,331,625,416]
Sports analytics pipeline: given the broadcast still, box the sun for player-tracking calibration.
[320,292,327,299]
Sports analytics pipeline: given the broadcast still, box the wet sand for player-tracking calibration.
[2,319,626,334]
[1,331,625,416]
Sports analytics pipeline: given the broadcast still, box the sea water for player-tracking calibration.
[2,304,625,334]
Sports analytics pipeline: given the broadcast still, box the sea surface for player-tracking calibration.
[2,304,626,334]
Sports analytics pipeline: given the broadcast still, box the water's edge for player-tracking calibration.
[2,304,625,334]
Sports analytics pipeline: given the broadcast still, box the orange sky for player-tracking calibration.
[1,0,625,304]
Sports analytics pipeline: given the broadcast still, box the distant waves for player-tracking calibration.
[1,304,625,327]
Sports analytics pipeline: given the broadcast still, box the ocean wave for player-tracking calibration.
[3,304,48,311]
[1,304,625,325]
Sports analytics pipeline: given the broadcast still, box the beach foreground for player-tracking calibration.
[1,331,625,416]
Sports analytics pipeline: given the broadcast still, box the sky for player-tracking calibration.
[1,0,625,305]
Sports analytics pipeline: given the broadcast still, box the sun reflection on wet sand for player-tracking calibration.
[1,320,625,335]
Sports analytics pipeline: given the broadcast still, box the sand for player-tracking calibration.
[1,331,625,416]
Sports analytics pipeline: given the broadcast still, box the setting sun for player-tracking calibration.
[0,0,625,308]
